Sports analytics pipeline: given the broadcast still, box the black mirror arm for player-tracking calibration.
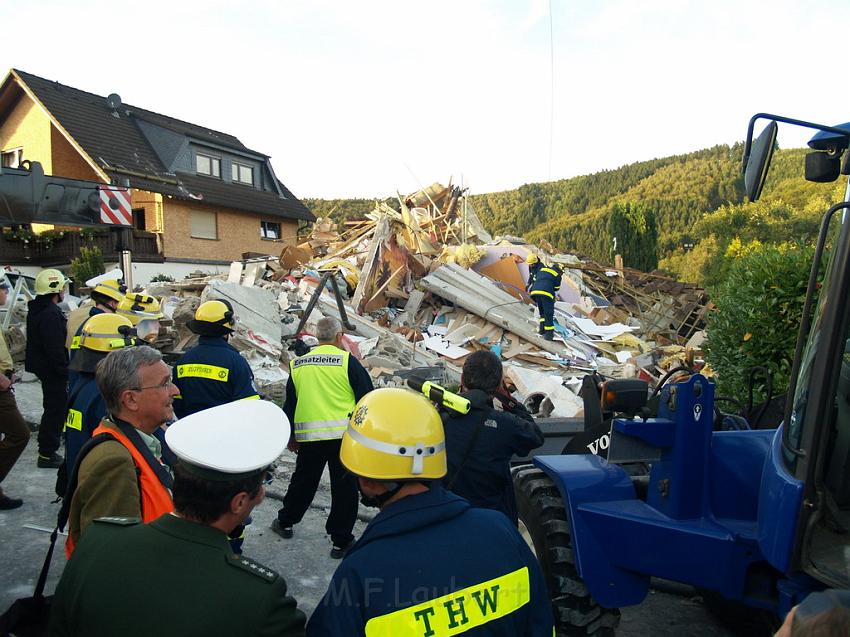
[742,113,850,174]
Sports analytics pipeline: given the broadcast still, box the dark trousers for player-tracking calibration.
[0,389,31,485]
[533,295,555,333]
[277,438,357,546]
[36,373,67,455]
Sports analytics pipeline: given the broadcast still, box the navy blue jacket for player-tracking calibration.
[307,486,553,636]
[525,262,541,291]
[68,306,104,387]
[25,296,68,379]
[64,372,107,474]
[443,389,544,524]
[529,263,563,299]
[172,336,258,418]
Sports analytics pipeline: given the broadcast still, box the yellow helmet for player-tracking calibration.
[69,314,137,373]
[34,269,70,296]
[188,299,234,336]
[91,279,126,303]
[525,253,539,265]
[116,293,164,325]
[341,388,446,481]
[78,314,137,353]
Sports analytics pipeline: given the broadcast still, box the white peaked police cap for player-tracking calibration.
[166,400,290,479]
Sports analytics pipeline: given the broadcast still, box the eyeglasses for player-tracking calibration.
[131,378,175,392]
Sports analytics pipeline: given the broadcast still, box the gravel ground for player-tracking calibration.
[0,378,754,635]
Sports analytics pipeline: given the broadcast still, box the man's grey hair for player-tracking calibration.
[96,346,163,415]
[316,316,342,343]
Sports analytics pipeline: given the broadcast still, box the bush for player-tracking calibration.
[70,246,105,286]
[150,273,175,283]
[705,244,819,406]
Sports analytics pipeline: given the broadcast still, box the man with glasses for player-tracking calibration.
[50,400,306,637]
[64,345,178,556]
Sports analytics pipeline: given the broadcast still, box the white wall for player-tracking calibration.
[9,261,231,289]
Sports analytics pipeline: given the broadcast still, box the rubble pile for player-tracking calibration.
[1,182,712,421]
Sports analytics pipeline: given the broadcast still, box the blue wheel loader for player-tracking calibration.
[513,114,850,635]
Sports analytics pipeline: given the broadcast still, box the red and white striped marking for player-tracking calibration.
[99,186,133,226]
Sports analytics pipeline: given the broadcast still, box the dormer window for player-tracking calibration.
[232,162,254,186]
[196,153,220,178]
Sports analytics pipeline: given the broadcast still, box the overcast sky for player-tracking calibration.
[3,0,849,199]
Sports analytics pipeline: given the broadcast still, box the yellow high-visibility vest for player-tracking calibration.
[290,344,355,442]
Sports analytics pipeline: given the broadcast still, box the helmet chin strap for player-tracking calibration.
[358,480,402,509]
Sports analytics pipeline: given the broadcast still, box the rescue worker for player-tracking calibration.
[307,388,554,636]
[65,345,178,556]
[0,277,30,509]
[63,313,137,481]
[172,299,259,419]
[49,400,307,637]
[525,252,541,292]
[67,278,126,351]
[171,298,260,553]
[25,268,71,469]
[116,292,164,344]
[271,316,373,559]
[527,255,564,341]
[442,350,544,525]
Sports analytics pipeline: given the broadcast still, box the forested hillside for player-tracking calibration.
[303,143,842,289]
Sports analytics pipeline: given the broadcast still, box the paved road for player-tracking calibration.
[0,378,755,635]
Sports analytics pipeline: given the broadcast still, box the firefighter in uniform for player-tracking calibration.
[307,387,554,636]
[25,269,71,469]
[49,400,307,637]
[67,279,126,387]
[527,256,564,341]
[172,299,259,419]
[171,299,260,553]
[63,313,137,482]
[271,316,373,559]
[116,292,164,344]
[525,252,542,292]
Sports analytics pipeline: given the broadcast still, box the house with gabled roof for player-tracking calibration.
[0,68,315,280]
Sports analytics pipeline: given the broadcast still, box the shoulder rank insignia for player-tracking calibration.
[227,554,278,582]
[93,516,141,526]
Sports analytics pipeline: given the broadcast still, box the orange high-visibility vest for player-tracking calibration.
[65,422,173,557]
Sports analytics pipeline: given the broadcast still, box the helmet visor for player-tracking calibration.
[136,319,161,343]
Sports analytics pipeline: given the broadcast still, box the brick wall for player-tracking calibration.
[158,199,298,261]
[0,95,53,171]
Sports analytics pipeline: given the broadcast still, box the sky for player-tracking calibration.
[3,0,850,199]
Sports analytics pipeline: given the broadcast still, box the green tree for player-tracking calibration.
[606,203,658,271]
[705,244,817,405]
[70,245,105,286]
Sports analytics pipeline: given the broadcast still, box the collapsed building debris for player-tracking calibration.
[1,181,712,421]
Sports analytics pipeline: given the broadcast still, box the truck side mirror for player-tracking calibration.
[744,121,778,202]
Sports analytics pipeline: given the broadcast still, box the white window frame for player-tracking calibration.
[196,153,221,178]
[260,220,281,240]
[1,147,23,168]
[232,162,254,185]
[190,210,218,240]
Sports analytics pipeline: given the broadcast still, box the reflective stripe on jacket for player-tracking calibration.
[290,344,355,442]
[529,264,563,298]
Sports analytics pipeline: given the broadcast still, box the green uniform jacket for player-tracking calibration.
[49,514,307,637]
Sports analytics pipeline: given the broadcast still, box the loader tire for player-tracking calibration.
[513,465,620,637]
